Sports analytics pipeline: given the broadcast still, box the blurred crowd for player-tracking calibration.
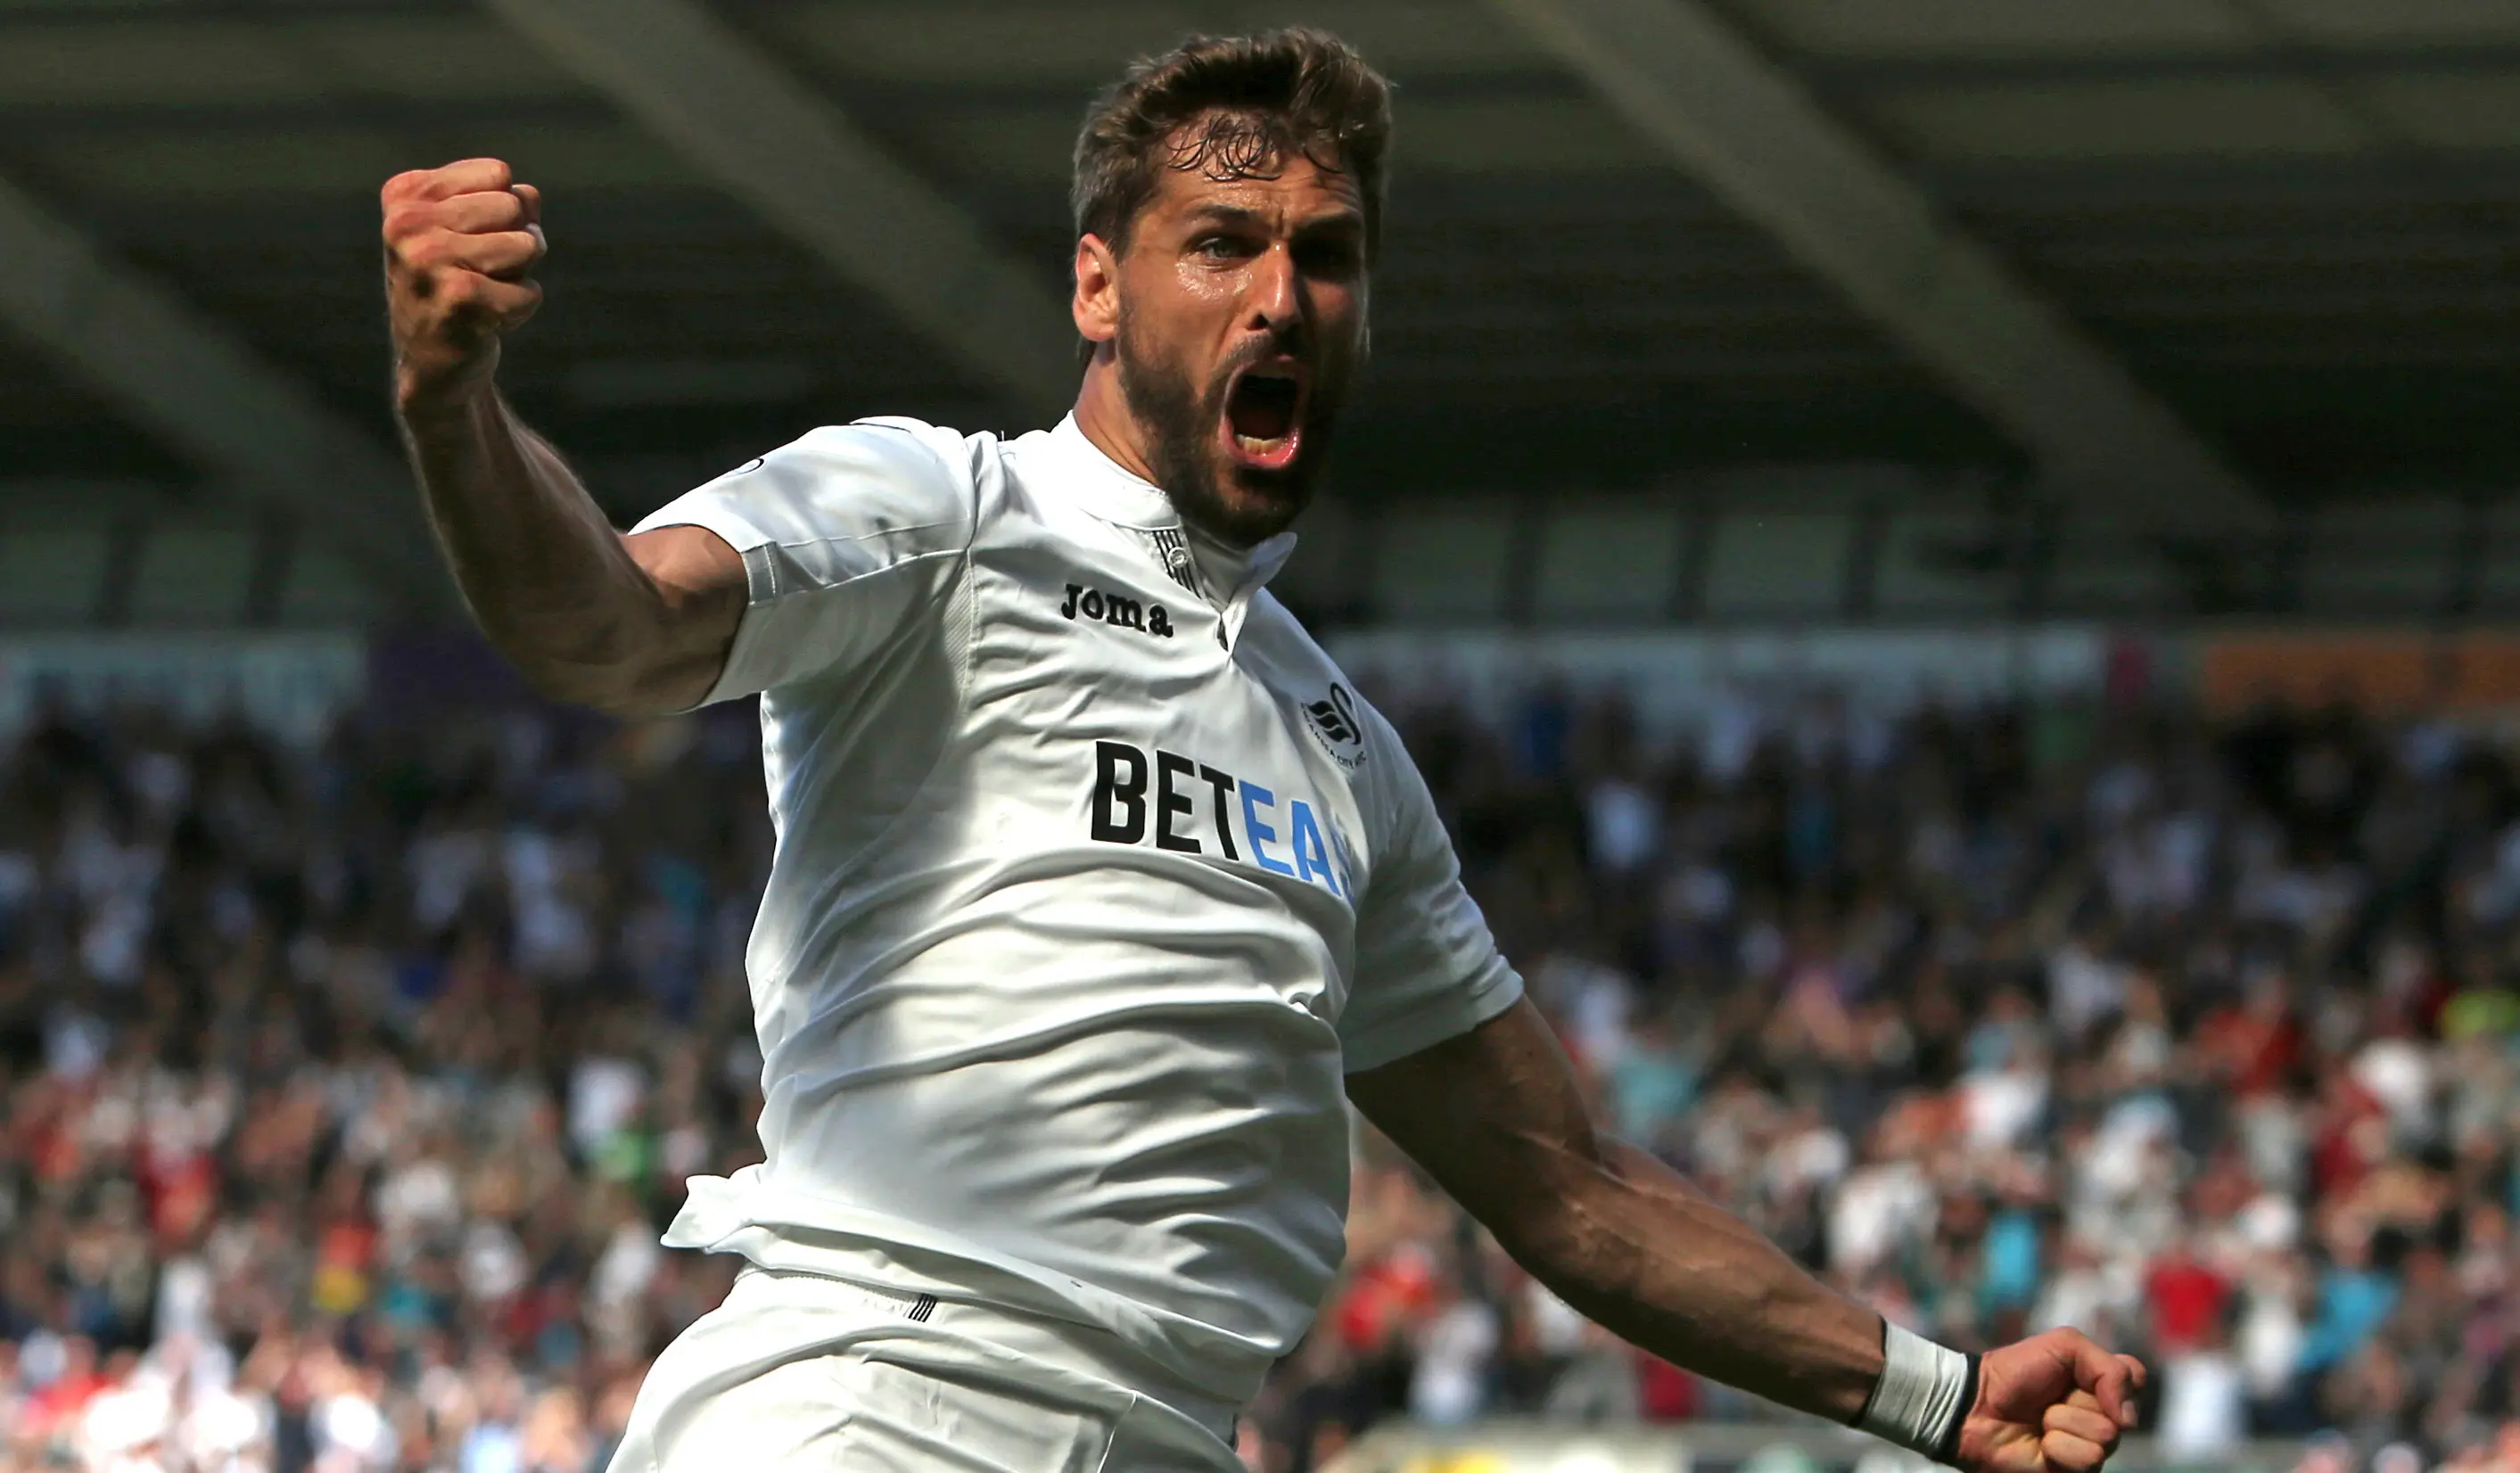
[3,669,2520,1472]
[0,693,769,1470]
[1252,679,2520,1473]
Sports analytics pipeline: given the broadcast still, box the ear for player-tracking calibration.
[1073,233,1121,346]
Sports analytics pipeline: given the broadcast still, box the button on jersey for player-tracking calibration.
[631,416,1523,1405]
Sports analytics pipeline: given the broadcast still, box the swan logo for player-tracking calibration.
[1302,683,1366,769]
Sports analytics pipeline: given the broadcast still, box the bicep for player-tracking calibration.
[1346,998,1606,1235]
[618,524,746,714]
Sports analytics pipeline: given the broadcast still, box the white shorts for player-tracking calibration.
[608,1267,1245,1472]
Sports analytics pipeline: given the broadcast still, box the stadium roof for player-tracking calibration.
[3,0,2519,621]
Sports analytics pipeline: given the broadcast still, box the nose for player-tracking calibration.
[1246,241,1303,337]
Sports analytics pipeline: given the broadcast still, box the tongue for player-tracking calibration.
[1229,380,1296,440]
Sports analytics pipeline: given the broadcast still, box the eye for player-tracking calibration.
[1296,236,1363,278]
[1193,234,1256,263]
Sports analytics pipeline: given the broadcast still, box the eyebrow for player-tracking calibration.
[1182,202,1366,235]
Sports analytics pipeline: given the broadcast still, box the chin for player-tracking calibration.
[1215,463,1310,536]
[1184,463,1310,546]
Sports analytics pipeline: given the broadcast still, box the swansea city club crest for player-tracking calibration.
[1302,683,1367,769]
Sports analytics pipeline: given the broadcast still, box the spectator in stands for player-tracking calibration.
[4,679,2520,1471]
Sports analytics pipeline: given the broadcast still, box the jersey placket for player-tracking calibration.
[1150,525,1295,655]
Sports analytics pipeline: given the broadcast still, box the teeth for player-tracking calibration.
[1236,434,1288,453]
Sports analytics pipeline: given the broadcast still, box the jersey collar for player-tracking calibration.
[1043,415,1298,600]
[1044,414,1179,529]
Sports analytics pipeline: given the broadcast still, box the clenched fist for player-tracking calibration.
[1958,1328,2147,1473]
[382,158,546,416]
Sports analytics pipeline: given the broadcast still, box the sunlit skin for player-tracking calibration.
[1070,127,1370,548]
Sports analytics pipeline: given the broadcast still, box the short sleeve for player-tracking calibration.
[1336,711,1525,1074]
[631,417,975,704]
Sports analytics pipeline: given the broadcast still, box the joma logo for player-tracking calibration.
[1060,583,1174,638]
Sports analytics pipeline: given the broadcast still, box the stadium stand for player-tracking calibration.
[7,2,2520,1470]
[0,672,2514,1470]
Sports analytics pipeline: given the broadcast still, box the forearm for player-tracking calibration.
[1358,996,2123,1473]
[1500,1137,1883,1421]
[397,390,680,711]
[1353,1004,1898,1425]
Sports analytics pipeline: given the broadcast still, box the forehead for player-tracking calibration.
[1141,134,1365,226]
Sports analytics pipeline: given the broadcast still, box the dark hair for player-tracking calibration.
[1072,28,1393,263]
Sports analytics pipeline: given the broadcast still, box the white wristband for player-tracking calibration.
[1857,1323,1976,1462]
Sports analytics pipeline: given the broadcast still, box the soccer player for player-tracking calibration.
[382,29,2143,1473]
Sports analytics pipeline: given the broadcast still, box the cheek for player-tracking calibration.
[1314,290,1368,358]
[1166,261,1244,310]
[1305,276,1362,322]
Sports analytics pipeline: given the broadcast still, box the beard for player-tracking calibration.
[1114,305,1347,547]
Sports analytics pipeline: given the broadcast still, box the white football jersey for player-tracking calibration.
[632,415,1522,1406]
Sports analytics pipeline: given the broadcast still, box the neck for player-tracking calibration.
[1070,350,1288,552]
[1072,353,1161,487]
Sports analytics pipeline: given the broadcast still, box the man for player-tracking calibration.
[383,29,2144,1473]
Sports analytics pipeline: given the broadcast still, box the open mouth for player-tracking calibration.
[1222,363,1307,472]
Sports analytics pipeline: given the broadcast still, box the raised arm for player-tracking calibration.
[383,157,743,716]
[1346,1000,2145,1473]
